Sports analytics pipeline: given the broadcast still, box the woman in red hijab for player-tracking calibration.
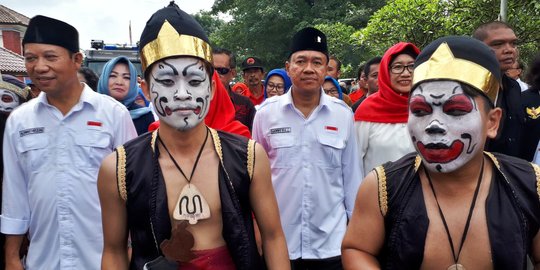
[148,72,251,138]
[354,42,420,175]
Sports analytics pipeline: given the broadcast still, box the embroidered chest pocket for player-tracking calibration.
[74,129,112,168]
[317,134,345,168]
[18,134,50,172]
[269,134,297,168]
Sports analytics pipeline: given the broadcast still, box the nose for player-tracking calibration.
[33,58,50,73]
[425,120,446,135]
[173,84,192,101]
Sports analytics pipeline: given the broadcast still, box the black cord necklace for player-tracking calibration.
[157,127,210,185]
[424,158,484,270]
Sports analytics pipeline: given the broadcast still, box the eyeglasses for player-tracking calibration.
[215,67,231,75]
[390,64,414,74]
[267,83,284,92]
[324,88,339,95]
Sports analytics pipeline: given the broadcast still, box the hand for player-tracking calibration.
[160,221,196,262]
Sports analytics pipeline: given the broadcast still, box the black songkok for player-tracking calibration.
[413,36,501,103]
[139,1,212,72]
[23,15,79,53]
[289,27,328,59]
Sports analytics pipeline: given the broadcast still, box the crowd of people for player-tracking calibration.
[0,1,540,269]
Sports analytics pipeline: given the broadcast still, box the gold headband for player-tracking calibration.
[0,81,29,100]
[413,43,500,102]
[140,20,212,71]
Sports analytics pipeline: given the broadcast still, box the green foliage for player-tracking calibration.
[360,0,540,64]
[207,0,384,73]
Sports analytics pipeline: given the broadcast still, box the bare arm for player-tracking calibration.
[5,235,24,270]
[98,152,129,270]
[341,171,385,269]
[249,143,290,270]
[532,226,540,269]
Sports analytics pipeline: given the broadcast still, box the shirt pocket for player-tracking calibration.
[269,134,296,168]
[18,134,50,172]
[317,134,345,168]
[74,129,112,168]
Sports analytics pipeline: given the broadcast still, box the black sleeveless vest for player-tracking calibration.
[115,128,263,269]
[375,152,540,269]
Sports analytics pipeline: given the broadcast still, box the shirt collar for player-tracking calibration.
[281,86,331,110]
[36,83,98,111]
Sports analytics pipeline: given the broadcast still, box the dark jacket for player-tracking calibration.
[116,129,263,269]
[485,75,526,157]
[519,87,540,161]
[375,152,540,269]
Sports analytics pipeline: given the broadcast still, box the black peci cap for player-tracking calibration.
[23,15,79,53]
[289,27,328,59]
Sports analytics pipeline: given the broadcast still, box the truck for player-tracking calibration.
[83,40,142,77]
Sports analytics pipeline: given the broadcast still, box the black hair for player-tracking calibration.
[78,67,99,91]
[526,52,540,89]
[357,64,365,80]
[212,47,236,68]
[329,56,342,71]
[472,21,515,41]
[364,56,382,76]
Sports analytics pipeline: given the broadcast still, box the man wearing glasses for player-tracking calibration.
[213,48,256,131]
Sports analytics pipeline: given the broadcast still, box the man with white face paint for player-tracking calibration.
[0,74,30,114]
[97,3,289,270]
[343,36,540,269]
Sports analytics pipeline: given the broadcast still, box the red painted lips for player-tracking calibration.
[417,140,464,163]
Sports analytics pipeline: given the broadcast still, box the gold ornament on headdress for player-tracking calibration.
[413,42,500,102]
[0,81,30,100]
[140,20,212,71]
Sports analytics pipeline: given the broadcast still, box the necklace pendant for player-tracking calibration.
[447,263,465,270]
[173,184,211,224]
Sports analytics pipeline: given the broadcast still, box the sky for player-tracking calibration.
[3,0,215,50]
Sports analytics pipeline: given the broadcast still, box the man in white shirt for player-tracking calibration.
[252,27,362,269]
[1,15,137,269]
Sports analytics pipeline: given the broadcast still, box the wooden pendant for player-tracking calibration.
[173,184,211,224]
[447,264,465,270]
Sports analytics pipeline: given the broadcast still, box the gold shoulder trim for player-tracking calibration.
[247,139,256,181]
[116,146,128,201]
[375,166,388,217]
[209,128,224,164]
[485,152,501,170]
[414,155,422,171]
[151,130,158,153]
[531,163,540,200]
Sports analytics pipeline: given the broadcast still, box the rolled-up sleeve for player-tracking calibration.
[1,117,30,235]
[113,105,137,147]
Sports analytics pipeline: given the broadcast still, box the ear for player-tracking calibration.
[140,79,151,101]
[73,52,83,67]
[285,61,290,74]
[231,69,237,77]
[486,107,502,139]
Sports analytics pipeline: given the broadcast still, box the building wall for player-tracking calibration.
[2,30,22,55]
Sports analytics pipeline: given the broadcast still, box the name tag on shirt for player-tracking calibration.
[19,127,45,137]
[270,127,291,134]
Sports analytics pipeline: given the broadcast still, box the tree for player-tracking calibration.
[209,0,385,72]
[359,0,539,64]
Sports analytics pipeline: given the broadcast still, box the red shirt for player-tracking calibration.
[243,86,265,105]
[349,89,365,103]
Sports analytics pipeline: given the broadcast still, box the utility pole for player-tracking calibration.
[500,0,507,22]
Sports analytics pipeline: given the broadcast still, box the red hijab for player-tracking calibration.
[354,42,420,123]
[148,72,251,138]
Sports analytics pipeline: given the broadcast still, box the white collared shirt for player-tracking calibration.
[252,89,363,259]
[1,84,137,269]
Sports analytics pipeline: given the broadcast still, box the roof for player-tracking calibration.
[0,46,26,74]
[0,5,30,25]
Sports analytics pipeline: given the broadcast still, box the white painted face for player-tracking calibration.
[0,89,20,114]
[407,81,483,173]
[148,57,211,131]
